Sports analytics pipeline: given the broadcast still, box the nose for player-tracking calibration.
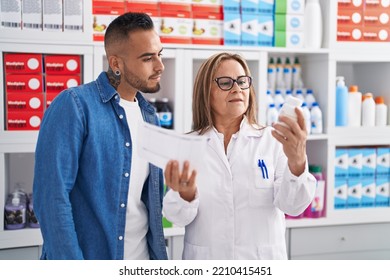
[231,80,242,92]
[155,56,165,73]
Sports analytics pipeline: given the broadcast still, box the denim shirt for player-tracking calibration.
[33,72,168,260]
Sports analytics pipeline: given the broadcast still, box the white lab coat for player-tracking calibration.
[163,118,316,260]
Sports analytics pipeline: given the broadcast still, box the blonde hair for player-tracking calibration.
[192,52,258,134]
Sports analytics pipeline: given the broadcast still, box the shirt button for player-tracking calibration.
[115,95,118,99]
[119,115,124,119]
[125,142,130,147]
[120,203,125,208]
[118,236,123,241]
[124,172,129,177]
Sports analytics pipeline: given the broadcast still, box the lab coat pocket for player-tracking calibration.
[248,187,274,207]
[183,241,210,260]
[253,158,274,188]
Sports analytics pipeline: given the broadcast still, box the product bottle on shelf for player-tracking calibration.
[301,102,311,134]
[347,85,362,127]
[362,93,376,127]
[311,102,323,134]
[274,89,285,110]
[304,0,323,49]
[158,97,173,129]
[304,165,326,218]
[283,57,292,91]
[266,89,274,107]
[4,192,27,230]
[375,96,388,126]
[305,89,316,109]
[335,76,348,127]
[295,89,305,102]
[267,57,276,91]
[292,57,304,90]
[266,103,279,126]
[275,57,285,90]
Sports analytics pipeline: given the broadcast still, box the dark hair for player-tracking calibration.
[104,12,154,48]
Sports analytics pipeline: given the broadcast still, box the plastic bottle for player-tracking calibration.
[304,0,323,49]
[158,97,173,129]
[295,89,305,102]
[285,89,292,99]
[335,76,348,127]
[304,165,326,218]
[274,89,285,110]
[27,193,39,228]
[311,102,323,134]
[267,57,276,91]
[292,57,304,90]
[278,95,303,128]
[361,93,376,127]
[266,89,274,107]
[301,102,311,134]
[4,192,27,230]
[347,85,362,127]
[275,57,285,89]
[305,89,316,109]
[267,103,279,126]
[375,96,388,126]
[283,57,292,91]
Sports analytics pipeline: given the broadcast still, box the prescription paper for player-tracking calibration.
[137,122,208,171]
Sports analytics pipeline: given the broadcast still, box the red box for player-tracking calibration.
[363,26,390,41]
[7,111,43,131]
[3,53,43,74]
[337,24,364,41]
[337,0,364,10]
[363,9,390,26]
[5,74,44,93]
[45,75,81,93]
[6,93,44,112]
[159,10,193,44]
[337,8,363,25]
[46,92,61,107]
[126,0,159,11]
[365,0,390,11]
[192,12,223,45]
[92,0,125,14]
[44,55,82,75]
[159,0,191,13]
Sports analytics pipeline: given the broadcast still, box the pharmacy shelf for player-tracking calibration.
[330,127,390,146]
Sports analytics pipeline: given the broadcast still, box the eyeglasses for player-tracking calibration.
[214,75,252,91]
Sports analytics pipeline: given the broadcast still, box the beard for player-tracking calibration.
[123,67,161,93]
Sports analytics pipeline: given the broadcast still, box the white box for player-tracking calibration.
[22,0,42,30]
[0,0,22,29]
[63,0,83,32]
[42,0,63,31]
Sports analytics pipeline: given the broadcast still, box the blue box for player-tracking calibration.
[361,178,375,208]
[223,0,240,13]
[362,148,376,178]
[258,13,274,46]
[335,148,348,179]
[259,0,275,14]
[375,177,390,207]
[241,13,258,46]
[347,179,362,208]
[348,148,362,179]
[376,147,390,177]
[334,179,347,209]
[224,13,241,46]
[241,0,260,14]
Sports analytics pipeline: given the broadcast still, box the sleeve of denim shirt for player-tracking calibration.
[33,90,85,259]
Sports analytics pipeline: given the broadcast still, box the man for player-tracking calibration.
[33,12,167,260]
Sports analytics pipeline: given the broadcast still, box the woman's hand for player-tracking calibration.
[164,160,197,202]
[271,107,307,176]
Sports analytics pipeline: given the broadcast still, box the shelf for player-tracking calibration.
[0,228,42,249]
[330,126,390,146]
[164,227,185,237]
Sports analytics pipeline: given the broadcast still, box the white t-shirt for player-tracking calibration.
[120,97,150,260]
